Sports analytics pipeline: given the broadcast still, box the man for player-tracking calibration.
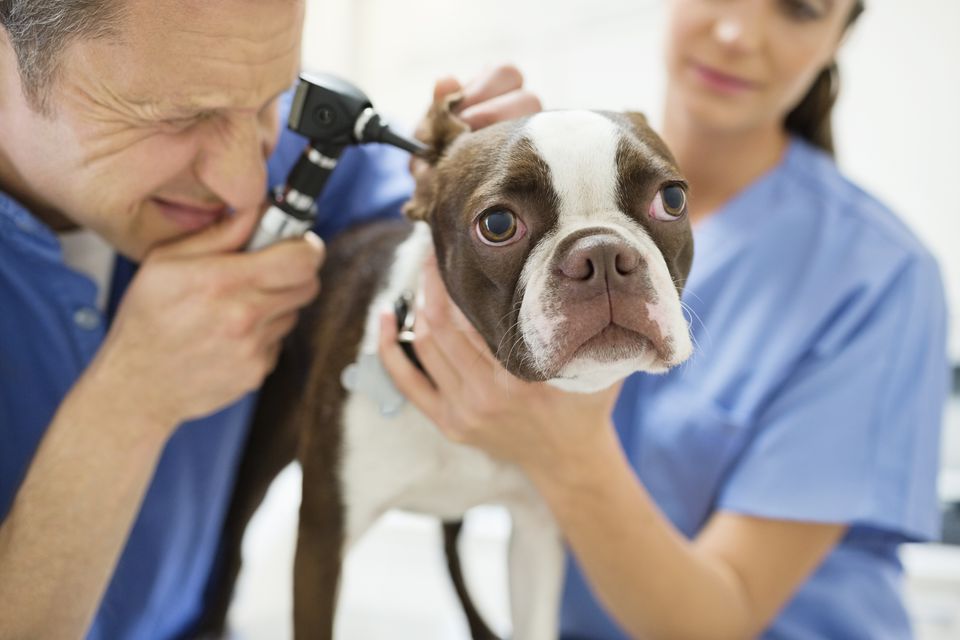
[0,1,539,637]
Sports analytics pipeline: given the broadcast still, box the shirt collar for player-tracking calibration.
[683,137,801,293]
[0,188,62,255]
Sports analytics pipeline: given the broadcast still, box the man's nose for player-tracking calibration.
[194,113,274,212]
[555,233,644,297]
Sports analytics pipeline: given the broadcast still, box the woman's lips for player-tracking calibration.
[690,62,760,95]
[152,197,226,231]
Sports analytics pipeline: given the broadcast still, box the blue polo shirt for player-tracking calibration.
[0,97,412,638]
[560,137,951,639]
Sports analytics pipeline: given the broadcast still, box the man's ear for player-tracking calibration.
[402,93,471,222]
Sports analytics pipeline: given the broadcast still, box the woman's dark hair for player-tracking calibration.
[784,1,865,155]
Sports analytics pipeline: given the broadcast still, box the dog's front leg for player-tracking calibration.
[507,502,565,640]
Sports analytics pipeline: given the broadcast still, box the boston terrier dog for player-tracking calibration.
[199,96,694,640]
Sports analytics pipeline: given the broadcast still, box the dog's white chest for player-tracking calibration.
[331,222,534,541]
[338,391,530,541]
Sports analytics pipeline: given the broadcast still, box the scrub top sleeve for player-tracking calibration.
[716,254,950,542]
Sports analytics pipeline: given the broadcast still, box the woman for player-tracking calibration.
[381,0,951,637]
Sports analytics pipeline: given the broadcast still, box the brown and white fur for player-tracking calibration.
[197,97,695,640]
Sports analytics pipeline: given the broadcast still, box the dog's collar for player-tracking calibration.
[394,292,424,371]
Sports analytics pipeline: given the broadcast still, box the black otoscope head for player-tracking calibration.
[248,73,429,250]
[288,72,427,155]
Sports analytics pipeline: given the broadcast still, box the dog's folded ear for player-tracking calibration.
[418,92,472,164]
[403,93,471,222]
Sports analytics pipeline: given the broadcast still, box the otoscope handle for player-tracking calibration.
[246,204,314,252]
[244,143,341,252]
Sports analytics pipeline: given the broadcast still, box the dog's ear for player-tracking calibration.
[622,110,678,166]
[419,92,471,163]
[403,93,471,222]
[623,111,649,129]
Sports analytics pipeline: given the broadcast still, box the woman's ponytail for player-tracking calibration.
[783,1,865,155]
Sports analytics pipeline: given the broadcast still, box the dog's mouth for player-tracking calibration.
[572,323,657,362]
[506,288,689,388]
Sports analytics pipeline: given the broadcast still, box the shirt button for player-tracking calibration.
[73,307,101,330]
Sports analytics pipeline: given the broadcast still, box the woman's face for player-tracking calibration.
[665,0,856,134]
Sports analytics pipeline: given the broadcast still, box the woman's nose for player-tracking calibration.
[712,1,766,53]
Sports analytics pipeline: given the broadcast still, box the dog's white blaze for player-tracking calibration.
[519,111,692,388]
[526,111,622,221]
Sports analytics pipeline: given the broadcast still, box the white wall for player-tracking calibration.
[303,0,960,357]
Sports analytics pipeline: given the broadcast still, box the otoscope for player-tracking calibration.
[246,72,427,251]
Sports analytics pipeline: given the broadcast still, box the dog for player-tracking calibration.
[198,95,694,639]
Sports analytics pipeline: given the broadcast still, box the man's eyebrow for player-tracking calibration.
[153,84,294,119]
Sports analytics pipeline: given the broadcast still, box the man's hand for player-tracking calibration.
[83,208,324,434]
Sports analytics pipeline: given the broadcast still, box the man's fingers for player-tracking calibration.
[261,310,300,346]
[238,232,325,291]
[257,278,321,323]
[379,311,443,423]
[153,207,262,259]
[458,89,543,130]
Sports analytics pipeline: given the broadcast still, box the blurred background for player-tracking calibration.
[230,0,960,638]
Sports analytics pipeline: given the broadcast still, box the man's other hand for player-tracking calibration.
[84,208,324,434]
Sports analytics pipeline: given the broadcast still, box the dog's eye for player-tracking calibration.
[477,209,525,245]
[650,184,688,221]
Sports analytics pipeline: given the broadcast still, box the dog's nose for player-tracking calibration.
[557,235,641,285]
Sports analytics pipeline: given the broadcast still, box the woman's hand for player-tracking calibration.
[378,257,846,640]
[410,64,542,184]
[420,64,542,136]
[378,250,621,478]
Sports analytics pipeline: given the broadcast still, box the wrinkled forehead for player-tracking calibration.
[64,0,304,119]
[438,110,682,219]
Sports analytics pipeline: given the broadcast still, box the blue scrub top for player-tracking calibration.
[560,137,951,639]
[0,92,413,639]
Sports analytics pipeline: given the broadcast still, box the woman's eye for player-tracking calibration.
[780,0,824,20]
[476,209,525,245]
[649,184,688,221]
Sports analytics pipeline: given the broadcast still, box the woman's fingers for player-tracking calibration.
[378,311,444,424]
[419,253,497,377]
[458,89,543,130]
[456,64,525,112]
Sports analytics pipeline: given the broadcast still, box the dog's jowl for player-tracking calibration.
[199,100,694,640]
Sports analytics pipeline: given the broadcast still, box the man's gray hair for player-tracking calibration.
[0,0,124,112]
